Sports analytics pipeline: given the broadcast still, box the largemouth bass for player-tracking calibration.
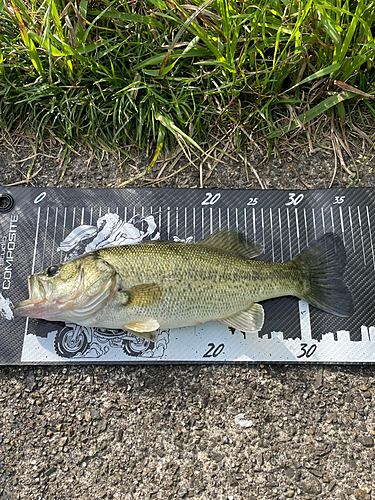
[14,231,352,340]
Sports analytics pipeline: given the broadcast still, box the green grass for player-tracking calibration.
[1,0,375,180]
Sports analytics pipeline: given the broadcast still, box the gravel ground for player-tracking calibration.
[0,139,374,500]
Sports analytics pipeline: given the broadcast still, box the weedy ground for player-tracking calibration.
[0,0,375,185]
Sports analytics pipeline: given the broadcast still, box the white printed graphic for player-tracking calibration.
[0,292,13,320]
[59,212,160,260]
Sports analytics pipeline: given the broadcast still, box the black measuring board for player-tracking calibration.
[0,186,373,365]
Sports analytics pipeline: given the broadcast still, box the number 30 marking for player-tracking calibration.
[285,193,304,206]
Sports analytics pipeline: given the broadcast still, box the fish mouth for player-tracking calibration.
[14,275,48,318]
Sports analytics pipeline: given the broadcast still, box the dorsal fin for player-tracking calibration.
[197,230,263,259]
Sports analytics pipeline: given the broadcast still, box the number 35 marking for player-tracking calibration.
[333,196,345,204]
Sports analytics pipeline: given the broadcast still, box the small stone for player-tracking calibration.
[234,413,253,428]
[300,477,322,495]
[59,437,68,447]
[328,480,336,491]
[358,436,374,448]
[350,411,355,419]
[84,410,92,422]
[326,413,337,424]
[98,419,107,432]
[284,490,295,498]
[354,488,371,500]
[359,385,368,391]
[115,429,123,442]
[56,424,63,432]
[45,466,57,477]
[91,409,100,420]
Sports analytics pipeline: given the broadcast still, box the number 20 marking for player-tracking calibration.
[203,343,225,358]
[201,192,221,205]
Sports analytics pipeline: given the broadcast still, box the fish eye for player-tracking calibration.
[46,265,60,277]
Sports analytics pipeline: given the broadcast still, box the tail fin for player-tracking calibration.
[293,233,353,317]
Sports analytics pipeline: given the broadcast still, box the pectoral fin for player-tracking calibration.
[126,284,162,307]
[219,303,264,332]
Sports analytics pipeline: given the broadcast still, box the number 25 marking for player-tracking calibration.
[247,197,258,206]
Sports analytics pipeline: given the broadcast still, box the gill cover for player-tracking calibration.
[14,253,118,322]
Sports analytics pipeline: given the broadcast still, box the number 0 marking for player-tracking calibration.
[34,192,46,204]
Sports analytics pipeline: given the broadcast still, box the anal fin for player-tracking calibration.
[219,303,264,333]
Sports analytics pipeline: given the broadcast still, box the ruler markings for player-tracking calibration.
[303,208,309,247]
[72,207,76,230]
[50,207,59,265]
[90,207,93,226]
[244,208,248,241]
[167,207,170,240]
[184,207,187,240]
[358,206,366,266]
[295,208,300,255]
[201,207,205,239]
[227,207,230,230]
[81,207,84,225]
[41,207,50,270]
[210,207,213,235]
[330,206,335,234]
[278,208,283,263]
[270,208,274,262]
[339,206,345,246]
[193,207,196,242]
[176,207,179,238]
[235,207,239,233]
[366,206,375,272]
[261,208,265,250]
[348,206,355,252]
[312,208,317,240]
[321,207,325,234]
[252,208,256,243]
[218,207,222,232]
[286,208,292,260]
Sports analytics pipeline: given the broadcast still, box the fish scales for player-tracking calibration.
[95,243,297,328]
